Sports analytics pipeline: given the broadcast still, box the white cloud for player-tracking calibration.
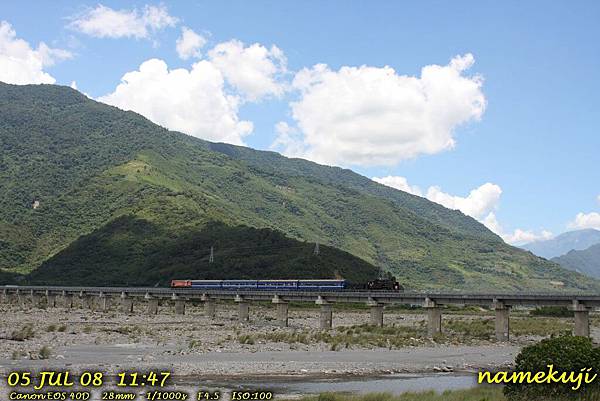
[272,54,486,167]
[69,4,177,39]
[371,176,423,196]
[98,58,252,145]
[597,195,600,205]
[508,229,553,245]
[98,38,289,144]
[372,176,552,245]
[0,21,71,85]
[485,210,553,244]
[372,176,500,219]
[481,212,503,235]
[208,40,287,101]
[569,212,600,230]
[425,183,502,220]
[270,122,307,158]
[176,27,206,60]
[425,183,553,245]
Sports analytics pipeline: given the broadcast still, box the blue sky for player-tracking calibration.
[1,1,599,244]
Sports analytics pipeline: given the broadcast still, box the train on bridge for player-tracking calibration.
[170,278,403,291]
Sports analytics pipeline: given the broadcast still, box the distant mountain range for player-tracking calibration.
[521,229,600,259]
[552,244,600,279]
[0,82,596,290]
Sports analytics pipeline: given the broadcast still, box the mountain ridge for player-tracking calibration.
[0,82,596,291]
[522,229,600,259]
[552,243,600,279]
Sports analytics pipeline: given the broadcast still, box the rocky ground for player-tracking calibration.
[0,300,595,378]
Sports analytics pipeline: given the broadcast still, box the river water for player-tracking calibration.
[172,373,478,397]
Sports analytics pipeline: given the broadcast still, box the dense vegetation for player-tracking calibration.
[0,82,596,290]
[28,217,378,286]
[553,244,600,279]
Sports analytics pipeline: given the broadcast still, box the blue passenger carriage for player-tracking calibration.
[170,279,346,291]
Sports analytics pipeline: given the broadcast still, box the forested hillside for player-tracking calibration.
[0,82,595,291]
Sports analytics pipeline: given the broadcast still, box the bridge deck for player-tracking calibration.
[3,285,600,307]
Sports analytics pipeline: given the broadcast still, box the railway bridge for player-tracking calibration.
[2,286,598,341]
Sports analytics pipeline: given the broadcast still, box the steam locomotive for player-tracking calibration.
[366,278,403,291]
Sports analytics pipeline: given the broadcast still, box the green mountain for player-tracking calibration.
[28,217,379,286]
[553,244,600,279]
[0,82,596,290]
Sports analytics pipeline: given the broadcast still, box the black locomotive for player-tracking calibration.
[366,277,403,291]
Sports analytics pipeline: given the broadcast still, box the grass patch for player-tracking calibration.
[100,326,138,335]
[510,318,571,337]
[238,334,255,345]
[530,306,572,317]
[38,346,52,360]
[10,324,35,341]
[444,317,572,340]
[238,324,425,349]
[445,318,494,339]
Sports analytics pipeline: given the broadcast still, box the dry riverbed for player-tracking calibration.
[0,302,596,378]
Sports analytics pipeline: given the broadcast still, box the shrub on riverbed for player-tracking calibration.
[38,346,52,360]
[504,335,600,400]
[10,324,35,341]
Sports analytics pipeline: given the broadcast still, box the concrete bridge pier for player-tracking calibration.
[202,294,216,318]
[145,293,159,315]
[235,295,250,322]
[367,298,384,327]
[30,291,42,307]
[61,291,74,308]
[272,295,289,327]
[493,300,510,342]
[572,300,590,337]
[8,292,18,305]
[172,294,185,315]
[120,292,134,314]
[45,291,56,308]
[316,296,332,330]
[81,292,94,310]
[5,289,17,305]
[424,297,442,337]
[98,293,110,311]
[17,290,26,308]
[2,289,13,304]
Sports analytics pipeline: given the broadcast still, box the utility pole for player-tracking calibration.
[209,246,214,263]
